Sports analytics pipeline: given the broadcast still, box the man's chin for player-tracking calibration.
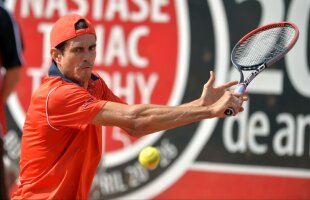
[81,74,92,82]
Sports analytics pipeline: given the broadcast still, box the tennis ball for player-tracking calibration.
[138,146,160,170]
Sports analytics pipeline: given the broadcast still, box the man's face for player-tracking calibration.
[59,34,96,85]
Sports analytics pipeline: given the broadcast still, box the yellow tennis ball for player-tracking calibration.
[138,146,160,170]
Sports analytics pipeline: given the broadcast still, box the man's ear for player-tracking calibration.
[50,48,62,64]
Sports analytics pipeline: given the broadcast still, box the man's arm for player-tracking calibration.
[0,7,23,102]
[0,67,21,102]
[92,71,247,137]
[92,102,212,137]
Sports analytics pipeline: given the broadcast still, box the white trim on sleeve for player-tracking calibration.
[46,87,59,131]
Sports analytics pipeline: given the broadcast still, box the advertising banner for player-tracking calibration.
[3,0,310,199]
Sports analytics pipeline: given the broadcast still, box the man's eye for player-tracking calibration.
[74,48,83,52]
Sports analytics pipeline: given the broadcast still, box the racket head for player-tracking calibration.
[231,22,299,71]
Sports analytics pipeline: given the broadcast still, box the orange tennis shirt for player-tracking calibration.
[12,63,123,199]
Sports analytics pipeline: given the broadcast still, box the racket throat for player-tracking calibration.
[244,63,266,86]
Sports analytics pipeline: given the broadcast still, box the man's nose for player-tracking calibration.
[83,50,94,62]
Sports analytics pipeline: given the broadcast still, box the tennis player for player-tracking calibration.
[12,13,247,199]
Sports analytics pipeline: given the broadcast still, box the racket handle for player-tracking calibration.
[224,83,246,116]
[234,83,246,94]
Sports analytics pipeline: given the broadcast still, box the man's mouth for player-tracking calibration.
[79,65,93,70]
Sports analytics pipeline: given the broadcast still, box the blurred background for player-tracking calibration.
[2,0,310,199]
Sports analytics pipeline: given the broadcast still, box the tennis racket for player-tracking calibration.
[225,21,299,116]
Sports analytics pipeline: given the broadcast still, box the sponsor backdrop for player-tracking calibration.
[2,0,310,199]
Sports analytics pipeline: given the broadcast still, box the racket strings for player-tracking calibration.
[233,26,296,70]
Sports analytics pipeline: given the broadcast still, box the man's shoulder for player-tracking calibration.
[0,5,13,29]
[0,5,9,17]
[33,77,84,99]
[43,76,80,88]
[48,77,92,100]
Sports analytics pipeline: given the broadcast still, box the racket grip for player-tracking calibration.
[224,83,246,116]
[234,83,246,94]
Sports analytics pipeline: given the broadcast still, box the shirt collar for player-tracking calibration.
[48,62,99,85]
